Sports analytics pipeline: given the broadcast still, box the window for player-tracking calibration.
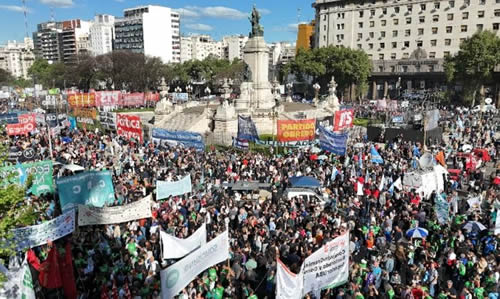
[495,9,500,17]
[371,9,376,16]
[403,53,409,59]
[479,0,485,4]
[432,27,438,34]
[369,43,374,49]
[421,4,426,10]
[429,52,436,58]
[433,15,439,22]
[477,24,484,31]
[379,54,384,60]
[369,32,374,38]
[392,30,398,37]
[418,28,424,35]
[359,11,364,17]
[431,39,437,46]
[392,41,397,48]
[391,53,397,59]
[449,0,455,7]
[478,11,484,18]
[393,19,399,25]
[464,0,470,5]
[407,5,413,13]
[403,65,408,72]
[323,35,326,41]
[446,26,453,33]
[434,2,440,8]
[494,23,500,30]
[357,44,362,49]
[447,14,454,20]
[378,66,384,72]
[404,40,410,47]
[462,12,469,19]
[406,17,412,24]
[380,31,386,37]
[444,51,450,57]
[370,21,375,27]
[419,16,425,23]
[394,7,400,13]
[459,38,466,44]
[358,22,364,28]
[405,29,411,36]
[380,42,385,48]
[445,39,451,45]
[382,8,387,14]
[390,66,395,72]
[357,33,363,40]
[417,40,423,47]
[323,14,327,21]
[381,20,387,26]
[461,25,467,32]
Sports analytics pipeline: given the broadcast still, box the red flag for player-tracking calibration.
[112,280,119,299]
[101,284,110,299]
[59,243,77,299]
[39,245,63,289]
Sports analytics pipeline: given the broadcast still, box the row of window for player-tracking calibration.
[357,38,461,50]
[369,52,447,60]
[376,65,436,73]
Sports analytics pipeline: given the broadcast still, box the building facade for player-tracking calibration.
[0,38,35,79]
[222,35,249,61]
[313,0,500,99]
[114,5,180,63]
[180,35,222,63]
[90,14,115,56]
[33,22,62,63]
[296,22,315,50]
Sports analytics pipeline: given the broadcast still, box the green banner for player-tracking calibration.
[48,88,60,95]
[0,160,54,196]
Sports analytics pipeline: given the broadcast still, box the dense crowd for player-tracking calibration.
[2,105,499,299]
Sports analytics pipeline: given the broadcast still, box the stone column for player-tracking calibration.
[383,81,388,98]
[371,81,377,100]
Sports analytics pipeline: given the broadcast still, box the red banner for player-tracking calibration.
[19,113,36,124]
[120,93,145,106]
[116,114,143,143]
[145,92,160,102]
[67,93,96,108]
[95,91,121,107]
[277,119,316,142]
[7,121,36,136]
[334,109,354,131]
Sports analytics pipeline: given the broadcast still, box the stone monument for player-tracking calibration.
[327,76,340,111]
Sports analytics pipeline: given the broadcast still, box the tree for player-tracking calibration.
[444,30,500,106]
[66,54,98,91]
[0,68,13,85]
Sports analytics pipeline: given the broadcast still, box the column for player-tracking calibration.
[383,81,388,98]
[372,81,377,100]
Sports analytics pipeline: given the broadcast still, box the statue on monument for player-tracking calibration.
[328,76,340,109]
[243,63,253,82]
[249,5,264,38]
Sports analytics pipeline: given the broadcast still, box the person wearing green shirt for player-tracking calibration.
[474,286,485,299]
[213,283,224,299]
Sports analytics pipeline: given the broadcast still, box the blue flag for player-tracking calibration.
[370,146,384,164]
[237,115,259,142]
[331,167,338,180]
[318,126,348,156]
[412,145,421,157]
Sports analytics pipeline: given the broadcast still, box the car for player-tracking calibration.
[284,188,329,207]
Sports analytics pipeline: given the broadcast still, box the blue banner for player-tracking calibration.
[56,170,115,211]
[233,138,249,150]
[319,126,348,156]
[370,146,384,164]
[0,113,18,124]
[152,128,205,151]
[237,115,259,141]
[68,116,77,131]
[156,174,192,200]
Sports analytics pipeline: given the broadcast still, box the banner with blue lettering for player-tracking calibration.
[56,170,115,212]
[152,128,204,151]
[237,115,259,142]
[156,174,192,200]
[318,126,348,156]
[0,113,18,124]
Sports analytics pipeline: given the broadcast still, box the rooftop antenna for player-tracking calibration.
[297,8,302,24]
[22,0,29,38]
[50,7,55,21]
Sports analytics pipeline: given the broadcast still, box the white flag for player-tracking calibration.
[378,175,385,191]
[276,258,303,299]
[393,177,403,190]
[357,181,364,196]
[0,255,36,299]
[495,209,500,235]
[161,230,230,299]
[160,223,207,260]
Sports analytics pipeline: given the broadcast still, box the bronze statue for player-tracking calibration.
[249,5,264,38]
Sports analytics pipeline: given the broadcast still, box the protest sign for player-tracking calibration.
[56,170,115,212]
[120,93,145,106]
[160,230,229,299]
[319,126,348,156]
[160,223,207,259]
[76,117,95,125]
[117,114,143,143]
[425,109,440,131]
[18,113,36,124]
[78,195,152,226]
[73,108,97,119]
[6,147,36,163]
[334,109,354,131]
[152,128,204,151]
[67,93,96,107]
[95,91,121,107]
[0,113,18,124]
[6,122,36,136]
[495,209,500,235]
[156,175,192,200]
[276,258,303,299]
[11,210,75,250]
[277,119,315,142]
[145,92,160,102]
[237,115,259,141]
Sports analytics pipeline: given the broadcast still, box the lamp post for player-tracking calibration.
[286,82,293,102]
[186,84,193,101]
[313,83,321,106]
[204,86,211,108]
[397,77,402,98]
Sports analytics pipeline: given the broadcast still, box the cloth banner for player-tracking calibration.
[0,255,36,299]
[334,109,354,131]
[370,146,384,164]
[424,109,439,131]
[160,223,207,260]
[315,116,334,137]
[277,119,316,142]
[18,113,36,124]
[78,195,152,226]
[319,126,348,156]
[67,93,96,108]
[276,258,303,299]
[495,210,500,235]
[120,93,145,106]
[68,116,77,131]
[117,114,143,143]
[56,170,115,212]
[11,210,75,250]
[0,160,54,196]
[72,108,97,119]
[145,92,160,102]
[237,115,259,141]
[6,122,36,136]
[95,91,121,107]
[156,175,192,200]
[233,138,249,150]
[7,146,36,163]
[152,128,205,151]
[435,194,449,225]
[0,113,19,124]
[302,233,349,296]
[160,230,229,299]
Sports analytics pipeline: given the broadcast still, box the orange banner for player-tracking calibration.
[277,119,316,142]
[72,108,97,119]
[67,93,96,107]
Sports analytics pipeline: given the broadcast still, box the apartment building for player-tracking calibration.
[90,14,115,56]
[114,5,180,63]
[222,35,249,61]
[0,38,35,79]
[33,22,62,63]
[180,35,222,63]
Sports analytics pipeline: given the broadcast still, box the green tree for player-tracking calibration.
[0,68,13,85]
[444,30,500,106]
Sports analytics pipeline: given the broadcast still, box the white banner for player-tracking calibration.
[78,195,152,226]
[160,223,207,260]
[495,209,500,235]
[0,255,36,299]
[160,230,229,299]
[276,258,303,299]
[302,233,349,296]
[12,210,75,250]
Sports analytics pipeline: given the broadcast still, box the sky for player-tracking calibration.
[0,0,315,44]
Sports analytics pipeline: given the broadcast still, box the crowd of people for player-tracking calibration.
[1,104,499,299]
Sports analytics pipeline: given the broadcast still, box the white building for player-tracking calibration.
[268,42,296,66]
[222,35,248,61]
[114,5,180,63]
[90,14,115,56]
[0,38,35,79]
[180,35,222,62]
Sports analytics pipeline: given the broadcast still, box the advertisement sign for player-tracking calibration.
[152,128,205,151]
[319,126,348,156]
[116,114,143,143]
[6,122,36,136]
[11,210,75,250]
[73,108,97,119]
[160,223,207,260]
[333,109,354,131]
[95,91,121,107]
[156,175,192,200]
[78,195,152,226]
[67,93,96,107]
[120,93,145,106]
[0,160,54,196]
[56,170,115,212]
[277,119,315,142]
[145,92,160,102]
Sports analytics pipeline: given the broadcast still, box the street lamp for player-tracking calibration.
[204,86,211,107]
[313,83,321,106]
[286,82,293,102]
[186,84,193,101]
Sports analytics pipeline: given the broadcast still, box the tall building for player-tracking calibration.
[114,5,180,63]
[312,0,500,99]
[90,14,115,56]
[33,22,62,63]
[0,38,35,79]
[296,22,315,51]
[180,35,222,63]
[222,35,248,61]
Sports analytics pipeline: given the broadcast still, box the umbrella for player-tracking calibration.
[317,155,328,160]
[463,221,487,232]
[245,259,257,270]
[310,147,321,153]
[406,227,429,239]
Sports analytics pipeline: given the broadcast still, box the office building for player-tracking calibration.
[114,5,180,63]
[222,35,248,61]
[90,14,115,56]
[296,21,315,50]
[180,35,222,63]
[0,38,35,79]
